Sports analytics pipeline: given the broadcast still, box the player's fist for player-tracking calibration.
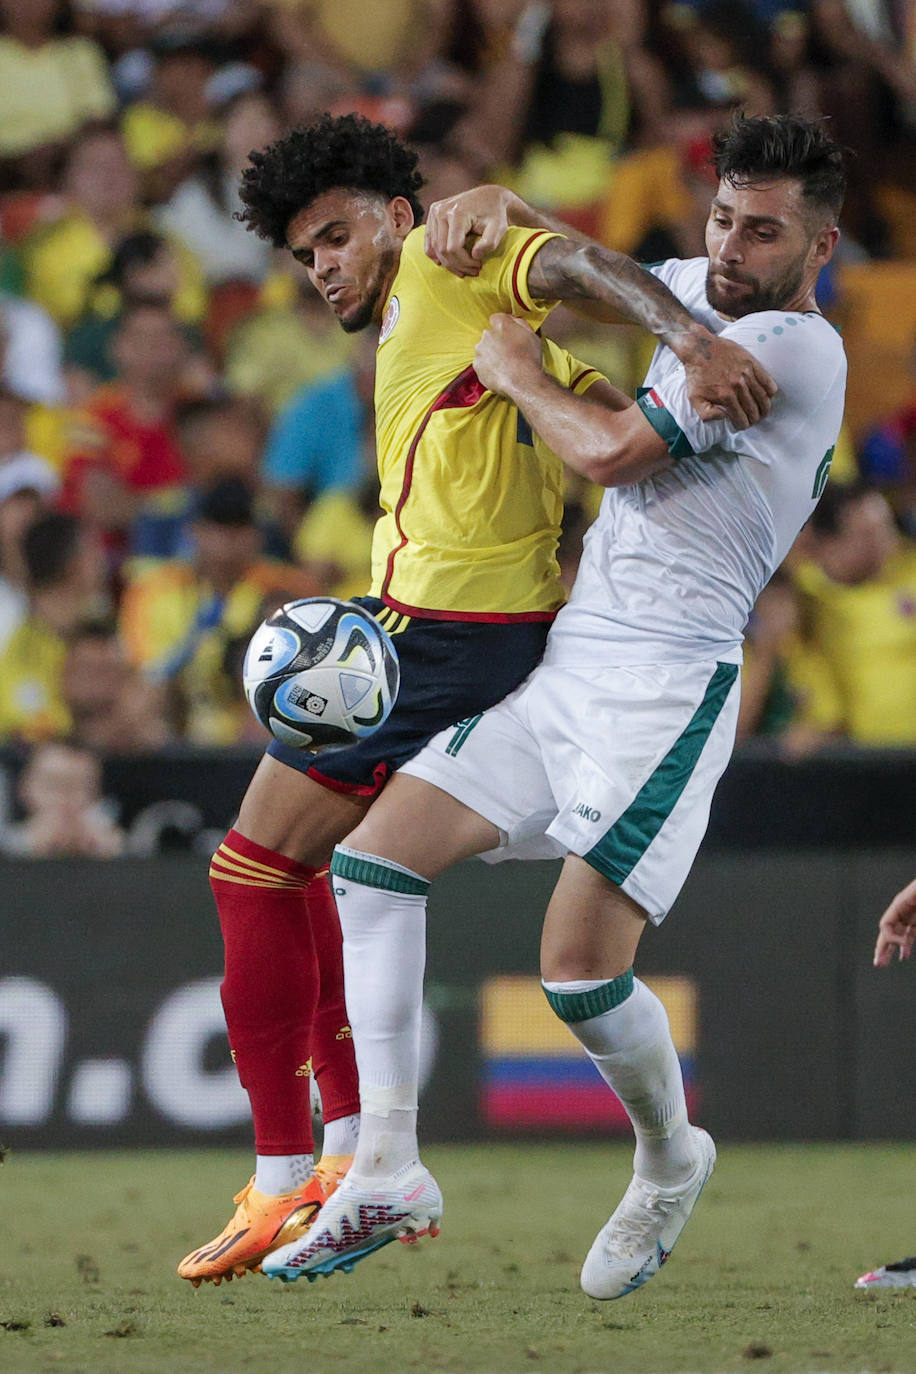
[425,186,520,276]
[474,314,542,396]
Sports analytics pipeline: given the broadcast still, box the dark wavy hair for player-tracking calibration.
[712,113,846,223]
[236,112,425,248]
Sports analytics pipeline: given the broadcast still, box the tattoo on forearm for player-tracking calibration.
[528,238,703,345]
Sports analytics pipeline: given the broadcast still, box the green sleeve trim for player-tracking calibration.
[637,392,694,459]
[331,849,429,896]
[542,969,634,1023]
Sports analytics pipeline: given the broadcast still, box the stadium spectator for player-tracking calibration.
[261,329,376,546]
[0,739,124,857]
[455,0,673,213]
[858,365,916,536]
[736,570,842,757]
[22,123,206,331]
[118,476,319,744]
[0,0,115,171]
[176,395,264,490]
[223,275,355,415]
[64,229,206,391]
[61,619,173,754]
[793,482,916,746]
[120,40,218,202]
[0,293,65,407]
[154,89,279,287]
[60,301,192,564]
[263,0,446,91]
[0,389,60,648]
[0,511,108,743]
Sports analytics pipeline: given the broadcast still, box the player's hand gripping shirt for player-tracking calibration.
[546,256,847,667]
[370,225,603,621]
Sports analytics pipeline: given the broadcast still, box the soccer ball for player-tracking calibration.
[243,598,400,750]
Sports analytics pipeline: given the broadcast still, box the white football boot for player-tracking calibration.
[580,1125,716,1300]
[261,1160,442,1282]
[855,1257,916,1290]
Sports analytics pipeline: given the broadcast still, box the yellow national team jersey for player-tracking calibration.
[0,616,70,743]
[371,225,604,620]
[794,544,916,744]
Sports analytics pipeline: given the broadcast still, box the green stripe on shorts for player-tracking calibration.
[585,661,738,885]
[445,714,483,757]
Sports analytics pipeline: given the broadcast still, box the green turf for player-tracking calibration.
[1,1143,914,1374]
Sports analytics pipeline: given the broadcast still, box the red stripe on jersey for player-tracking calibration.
[570,367,601,391]
[648,387,664,407]
[381,364,486,603]
[511,230,551,311]
[381,595,558,624]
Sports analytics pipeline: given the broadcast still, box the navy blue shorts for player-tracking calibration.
[266,596,551,795]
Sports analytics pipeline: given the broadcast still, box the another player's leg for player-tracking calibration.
[178,758,369,1286]
[855,1257,916,1290]
[308,867,360,1183]
[541,857,715,1301]
[263,775,499,1282]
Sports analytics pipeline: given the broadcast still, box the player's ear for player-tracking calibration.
[812,225,839,268]
[389,196,416,238]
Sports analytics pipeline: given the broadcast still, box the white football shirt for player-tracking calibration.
[545,256,847,667]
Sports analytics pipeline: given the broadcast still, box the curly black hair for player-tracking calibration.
[236,112,425,248]
[712,113,846,223]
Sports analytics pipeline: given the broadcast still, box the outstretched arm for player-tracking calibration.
[425,185,776,429]
[475,314,671,487]
[873,879,916,967]
[529,237,771,422]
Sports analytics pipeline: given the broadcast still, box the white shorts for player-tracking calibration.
[400,659,740,924]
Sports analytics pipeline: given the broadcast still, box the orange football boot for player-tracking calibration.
[177,1154,352,1287]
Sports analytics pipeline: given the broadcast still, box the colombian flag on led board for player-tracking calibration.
[480,975,698,1131]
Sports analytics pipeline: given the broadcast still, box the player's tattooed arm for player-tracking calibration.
[527,237,776,430]
[424,186,777,429]
[474,314,671,488]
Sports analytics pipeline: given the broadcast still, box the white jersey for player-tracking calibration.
[546,256,847,667]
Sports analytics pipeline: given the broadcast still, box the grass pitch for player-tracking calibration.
[1,1143,914,1374]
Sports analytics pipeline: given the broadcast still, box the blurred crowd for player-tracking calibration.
[0,0,915,854]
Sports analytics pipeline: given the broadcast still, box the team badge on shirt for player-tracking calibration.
[379,295,400,345]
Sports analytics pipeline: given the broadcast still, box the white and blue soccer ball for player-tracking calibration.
[243,598,400,751]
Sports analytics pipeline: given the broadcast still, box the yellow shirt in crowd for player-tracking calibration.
[794,544,916,744]
[120,560,318,745]
[0,617,70,743]
[371,225,603,620]
[23,212,206,329]
[0,36,115,157]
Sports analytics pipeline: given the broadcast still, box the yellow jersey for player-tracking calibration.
[120,558,319,745]
[371,225,604,621]
[794,543,916,744]
[0,616,69,743]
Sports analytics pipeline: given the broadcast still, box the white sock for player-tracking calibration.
[254,1152,314,1194]
[331,845,428,1180]
[543,974,696,1186]
[320,1113,360,1156]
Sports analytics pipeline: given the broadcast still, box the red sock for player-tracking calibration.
[210,829,318,1155]
[308,869,360,1127]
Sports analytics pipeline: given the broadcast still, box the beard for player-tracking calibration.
[337,243,400,334]
[705,259,806,318]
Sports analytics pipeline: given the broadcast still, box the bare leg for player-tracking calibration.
[236,754,373,864]
[345,773,502,874]
[540,855,649,981]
